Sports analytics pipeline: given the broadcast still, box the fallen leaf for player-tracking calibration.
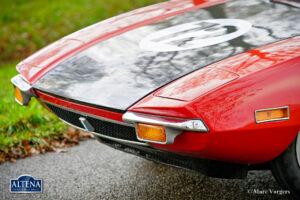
[25,145,31,152]
[53,148,68,153]
[29,148,40,156]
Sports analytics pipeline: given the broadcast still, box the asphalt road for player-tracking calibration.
[0,139,292,200]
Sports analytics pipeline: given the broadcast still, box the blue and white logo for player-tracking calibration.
[10,174,42,193]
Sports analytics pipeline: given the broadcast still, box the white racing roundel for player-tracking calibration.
[139,19,252,52]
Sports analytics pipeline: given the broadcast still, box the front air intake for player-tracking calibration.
[45,103,140,143]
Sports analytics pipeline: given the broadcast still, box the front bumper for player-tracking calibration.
[12,75,299,166]
[123,112,208,144]
[11,75,36,105]
[11,76,209,147]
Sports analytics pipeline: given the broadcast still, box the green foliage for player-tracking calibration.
[0,64,67,151]
[0,0,164,64]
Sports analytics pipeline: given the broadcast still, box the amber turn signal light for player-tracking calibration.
[137,123,166,143]
[14,87,24,104]
[255,107,289,123]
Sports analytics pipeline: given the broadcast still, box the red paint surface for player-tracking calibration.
[155,36,300,101]
[36,91,124,123]
[130,37,300,164]
[156,67,239,101]
[17,0,228,84]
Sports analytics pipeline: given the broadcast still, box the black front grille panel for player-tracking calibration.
[45,103,139,142]
[46,103,84,129]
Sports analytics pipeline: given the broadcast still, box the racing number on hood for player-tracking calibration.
[140,19,252,52]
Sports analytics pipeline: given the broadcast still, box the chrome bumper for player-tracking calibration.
[123,112,209,144]
[11,74,36,106]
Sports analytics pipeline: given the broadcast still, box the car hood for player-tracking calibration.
[31,0,300,112]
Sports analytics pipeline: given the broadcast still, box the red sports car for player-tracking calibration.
[11,0,300,198]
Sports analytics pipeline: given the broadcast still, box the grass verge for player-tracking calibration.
[0,64,92,164]
[0,0,164,64]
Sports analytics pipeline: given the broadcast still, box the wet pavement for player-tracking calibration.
[0,139,292,200]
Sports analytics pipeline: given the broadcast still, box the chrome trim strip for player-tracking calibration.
[15,98,25,106]
[255,106,290,123]
[92,132,149,146]
[11,74,36,106]
[123,111,209,145]
[42,100,133,127]
[79,117,95,132]
[123,112,209,132]
[11,75,33,95]
[59,118,149,146]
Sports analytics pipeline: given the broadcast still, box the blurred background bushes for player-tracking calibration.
[0,0,163,65]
